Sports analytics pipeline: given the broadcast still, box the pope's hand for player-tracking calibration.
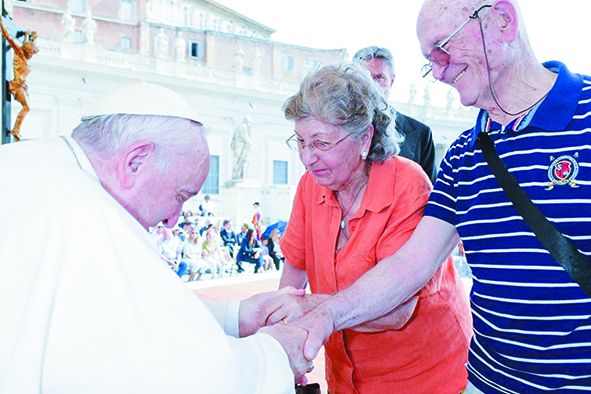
[258,322,312,385]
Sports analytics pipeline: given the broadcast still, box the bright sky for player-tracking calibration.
[217,0,591,107]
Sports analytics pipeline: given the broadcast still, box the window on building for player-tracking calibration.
[202,155,219,194]
[120,37,131,50]
[282,55,294,71]
[119,0,133,21]
[273,160,288,185]
[74,30,83,42]
[190,42,204,58]
[69,0,84,13]
[307,58,319,71]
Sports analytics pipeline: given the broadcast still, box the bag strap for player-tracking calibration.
[477,131,591,297]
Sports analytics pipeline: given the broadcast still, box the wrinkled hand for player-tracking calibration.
[259,323,312,385]
[239,287,305,337]
[288,304,336,362]
[259,293,330,327]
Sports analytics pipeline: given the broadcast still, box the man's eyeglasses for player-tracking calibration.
[421,4,492,80]
[286,133,351,153]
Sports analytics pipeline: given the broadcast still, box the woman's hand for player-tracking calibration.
[259,292,331,327]
[239,286,305,337]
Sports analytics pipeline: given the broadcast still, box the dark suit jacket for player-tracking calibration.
[392,109,437,183]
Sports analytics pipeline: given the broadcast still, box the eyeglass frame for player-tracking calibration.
[420,4,492,80]
[285,132,352,153]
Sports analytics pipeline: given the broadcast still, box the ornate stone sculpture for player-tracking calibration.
[408,84,417,105]
[62,8,75,42]
[231,116,253,181]
[82,10,97,45]
[233,45,244,72]
[173,31,186,61]
[251,48,262,76]
[0,18,39,141]
[154,28,168,58]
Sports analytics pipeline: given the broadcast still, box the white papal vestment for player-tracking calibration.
[0,136,294,394]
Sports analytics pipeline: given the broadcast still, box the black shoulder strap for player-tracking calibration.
[478,131,591,297]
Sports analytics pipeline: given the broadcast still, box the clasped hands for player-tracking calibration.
[242,287,418,385]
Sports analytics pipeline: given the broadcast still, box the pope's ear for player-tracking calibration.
[118,141,155,189]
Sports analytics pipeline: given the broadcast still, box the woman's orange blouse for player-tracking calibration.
[281,157,472,394]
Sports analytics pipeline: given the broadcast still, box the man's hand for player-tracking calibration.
[239,287,305,337]
[258,323,312,385]
[288,304,336,361]
[259,293,330,327]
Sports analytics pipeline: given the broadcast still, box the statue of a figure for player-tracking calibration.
[82,10,97,45]
[173,31,186,61]
[423,85,431,107]
[154,28,168,58]
[446,88,455,110]
[251,48,262,76]
[233,46,244,72]
[231,116,253,181]
[0,18,39,141]
[62,8,75,41]
[408,84,417,105]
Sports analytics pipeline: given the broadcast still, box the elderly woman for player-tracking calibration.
[264,63,472,393]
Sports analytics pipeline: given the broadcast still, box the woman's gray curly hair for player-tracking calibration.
[282,62,403,164]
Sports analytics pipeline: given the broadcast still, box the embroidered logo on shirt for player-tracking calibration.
[546,153,579,190]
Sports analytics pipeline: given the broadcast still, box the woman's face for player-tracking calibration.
[294,118,372,191]
[190,230,199,241]
[206,230,214,242]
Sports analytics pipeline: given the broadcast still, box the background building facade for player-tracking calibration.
[5,0,477,227]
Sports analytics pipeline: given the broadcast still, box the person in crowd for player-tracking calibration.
[199,194,215,216]
[182,227,207,281]
[237,228,265,274]
[158,228,187,278]
[236,223,249,246]
[353,46,436,182]
[220,219,237,248]
[261,63,472,393]
[252,202,264,239]
[0,82,311,393]
[260,236,275,272]
[202,226,225,279]
[171,226,184,244]
[199,218,212,235]
[277,1,591,393]
[220,219,243,272]
[267,228,285,271]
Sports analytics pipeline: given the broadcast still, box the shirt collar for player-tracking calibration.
[316,159,396,214]
[469,61,583,147]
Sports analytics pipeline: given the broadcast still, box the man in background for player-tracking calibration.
[354,46,437,182]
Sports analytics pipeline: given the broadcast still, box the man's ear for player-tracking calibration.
[118,141,155,189]
[493,1,519,42]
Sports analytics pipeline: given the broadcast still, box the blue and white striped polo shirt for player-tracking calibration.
[425,61,591,393]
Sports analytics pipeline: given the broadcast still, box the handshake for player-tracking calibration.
[238,286,419,386]
[239,287,333,386]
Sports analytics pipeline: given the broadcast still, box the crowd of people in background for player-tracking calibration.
[149,200,285,281]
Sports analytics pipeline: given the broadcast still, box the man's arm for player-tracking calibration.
[292,216,459,360]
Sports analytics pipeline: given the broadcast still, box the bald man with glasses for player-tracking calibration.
[281,1,591,393]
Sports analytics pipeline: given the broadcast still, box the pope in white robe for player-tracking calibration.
[0,83,304,393]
